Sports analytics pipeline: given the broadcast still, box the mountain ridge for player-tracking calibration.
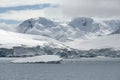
[17,17,120,42]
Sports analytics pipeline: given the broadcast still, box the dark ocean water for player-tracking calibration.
[0,60,120,80]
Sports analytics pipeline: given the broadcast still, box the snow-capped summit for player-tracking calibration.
[69,17,94,32]
[18,18,35,33]
[69,17,120,35]
[36,17,57,28]
[17,17,120,42]
[18,17,57,33]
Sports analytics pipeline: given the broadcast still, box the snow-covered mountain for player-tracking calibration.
[0,17,120,58]
[17,17,120,42]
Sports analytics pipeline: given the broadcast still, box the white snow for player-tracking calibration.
[0,29,66,49]
[12,55,62,63]
[65,34,120,50]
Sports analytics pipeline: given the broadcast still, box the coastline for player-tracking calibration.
[0,57,120,63]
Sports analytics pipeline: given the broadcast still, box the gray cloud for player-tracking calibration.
[46,0,120,18]
[0,0,120,23]
[0,4,56,13]
[63,0,120,17]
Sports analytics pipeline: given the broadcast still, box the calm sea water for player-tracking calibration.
[0,60,120,80]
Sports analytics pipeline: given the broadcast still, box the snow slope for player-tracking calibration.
[0,29,66,49]
[65,34,120,50]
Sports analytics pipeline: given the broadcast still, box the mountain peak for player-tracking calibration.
[69,17,94,32]
[18,18,35,33]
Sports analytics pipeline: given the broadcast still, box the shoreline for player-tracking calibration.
[0,57,120,63]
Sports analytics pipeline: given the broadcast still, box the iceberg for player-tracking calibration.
[12,55,62,63]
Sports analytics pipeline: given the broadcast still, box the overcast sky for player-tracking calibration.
[0,0,120,24]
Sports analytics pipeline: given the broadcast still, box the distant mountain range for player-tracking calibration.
[18,17,120,42]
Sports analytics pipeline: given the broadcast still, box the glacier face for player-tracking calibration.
[18,17,120,42]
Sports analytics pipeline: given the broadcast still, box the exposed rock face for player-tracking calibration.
[0,48,14,57]
[18,18,35,33]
